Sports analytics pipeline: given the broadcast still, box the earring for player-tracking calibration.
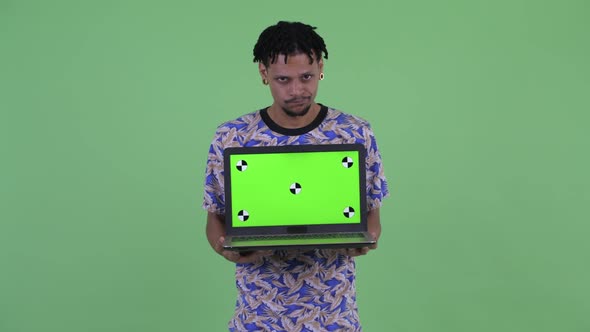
[320,73,325,80]
[262,78,269,85]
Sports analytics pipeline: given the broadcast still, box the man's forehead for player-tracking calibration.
[267,52,319,66]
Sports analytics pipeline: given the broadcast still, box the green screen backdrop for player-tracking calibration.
[1,1,589,331]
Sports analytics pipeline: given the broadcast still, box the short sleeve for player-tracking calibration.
[202,113,258,215]
[202,132,226,215]
[363,125,390,210]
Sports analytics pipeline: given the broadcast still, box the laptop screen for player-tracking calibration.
[224,144,367,233]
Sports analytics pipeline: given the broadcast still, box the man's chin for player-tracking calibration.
[282,104,311,118]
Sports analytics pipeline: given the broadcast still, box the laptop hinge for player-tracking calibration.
[286,226,307,234]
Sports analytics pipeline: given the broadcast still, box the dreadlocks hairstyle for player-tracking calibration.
[253,21,329,67]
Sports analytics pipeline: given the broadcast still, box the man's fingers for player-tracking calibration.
[256,250,274,257]
[221,250,241,262]
[348,248,362,257]
[358,247,370,255]
[218,248,274,264]
[216,236,242,262]
[236,250,273,263]
[341,246,372,257]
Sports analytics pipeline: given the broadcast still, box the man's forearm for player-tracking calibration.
[206,212,226,251]
[367,208,381,240]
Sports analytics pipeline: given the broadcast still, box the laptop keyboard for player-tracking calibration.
[236,232,366,241]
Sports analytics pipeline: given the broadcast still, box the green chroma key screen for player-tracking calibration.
[229,150,362,227]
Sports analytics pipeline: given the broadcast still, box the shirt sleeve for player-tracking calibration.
[202,131,226,215]
[363,124,390,210]
[202,115,251,215]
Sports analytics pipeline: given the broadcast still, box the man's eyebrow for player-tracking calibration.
[272,72,314,78]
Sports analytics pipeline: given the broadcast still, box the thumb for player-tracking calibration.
[215,236,225,254]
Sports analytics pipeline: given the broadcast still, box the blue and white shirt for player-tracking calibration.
[203,104,389,331]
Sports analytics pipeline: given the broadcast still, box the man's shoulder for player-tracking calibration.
[324,106,372,128]
[215,110,262,132]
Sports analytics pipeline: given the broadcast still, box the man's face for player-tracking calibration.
[259,53,323,118]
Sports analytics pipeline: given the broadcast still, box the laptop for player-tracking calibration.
[222,144,376,251]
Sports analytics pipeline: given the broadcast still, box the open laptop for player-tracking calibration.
[222,144,376,251]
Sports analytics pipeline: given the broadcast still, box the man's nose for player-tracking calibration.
[289,80,304,95]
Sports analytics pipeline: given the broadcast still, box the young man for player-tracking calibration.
[203,21,389,332]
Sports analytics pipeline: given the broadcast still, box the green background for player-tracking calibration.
[230,151,361,227]
[1,0,588,331]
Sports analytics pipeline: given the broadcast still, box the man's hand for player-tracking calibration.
[342,208,382,257]
[341,232,378,257]
[215,236,273,264]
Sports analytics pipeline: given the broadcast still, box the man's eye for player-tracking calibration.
[277,77,288,82]
[302,74,313,80]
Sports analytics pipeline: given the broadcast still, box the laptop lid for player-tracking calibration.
[223,144,367,237]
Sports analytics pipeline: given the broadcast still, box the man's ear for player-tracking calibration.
[258,63,268,80]
[318,59,324,73]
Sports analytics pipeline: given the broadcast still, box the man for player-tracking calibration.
[203,21,389,332]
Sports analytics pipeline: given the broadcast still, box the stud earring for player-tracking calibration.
[320,73,325,80]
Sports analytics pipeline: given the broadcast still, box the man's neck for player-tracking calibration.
[267,103,321,129]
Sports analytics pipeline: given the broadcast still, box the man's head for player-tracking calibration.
[253,21,329,119]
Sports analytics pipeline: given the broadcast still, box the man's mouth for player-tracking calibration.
[287,97,310,104]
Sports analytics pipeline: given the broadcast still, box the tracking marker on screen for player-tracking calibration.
[236,160,248,171]
[237,209,249,221]
[343,206,355,218]
[342,156,354,168]
[290,182,302,195]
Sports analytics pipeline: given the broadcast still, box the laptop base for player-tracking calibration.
[223,232,376,251]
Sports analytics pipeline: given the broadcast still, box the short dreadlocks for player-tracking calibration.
[253,21,329,67]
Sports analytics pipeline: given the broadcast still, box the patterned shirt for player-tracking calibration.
[203,104,389,331]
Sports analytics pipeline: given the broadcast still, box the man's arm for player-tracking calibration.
[344,207,381,257]
[205,211,226,250]
[206,212,272,263]
[367,207,381,245]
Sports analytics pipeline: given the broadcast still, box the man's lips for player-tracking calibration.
[287,98,310,104]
